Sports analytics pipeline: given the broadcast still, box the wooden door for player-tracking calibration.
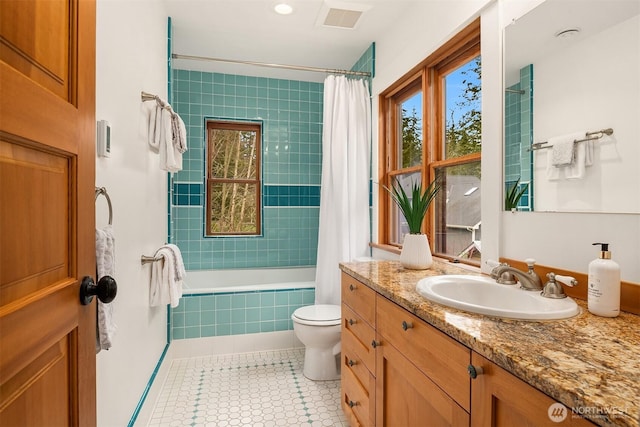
[0,0,97,425]
[470,353,595,426]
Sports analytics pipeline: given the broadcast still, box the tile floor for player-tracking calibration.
[147,348,348,427]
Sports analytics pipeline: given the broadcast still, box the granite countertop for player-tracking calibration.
[339,259,640,427]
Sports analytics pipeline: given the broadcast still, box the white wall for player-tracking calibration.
[96,1,169,425]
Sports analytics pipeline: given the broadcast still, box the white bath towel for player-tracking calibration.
[172,113,188,154]
[160,108,182,172]
[96,225,117,352]
[145,98,185,172]
[545,132,589,180]
[149,244,186,308]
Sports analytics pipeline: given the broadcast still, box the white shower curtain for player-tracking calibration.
[315,75,371,305]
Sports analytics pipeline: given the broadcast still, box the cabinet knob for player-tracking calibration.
[371,340,380,348]
[467,364,484,379]
[348,400,358,408]
[348,318,357,326]
[401,320,413,331]
[348,359,357,367]
[349,284,356,291]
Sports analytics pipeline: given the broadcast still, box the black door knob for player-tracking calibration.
[80,275,117,305]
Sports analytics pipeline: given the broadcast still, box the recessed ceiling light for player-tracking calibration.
[275,3,293,15]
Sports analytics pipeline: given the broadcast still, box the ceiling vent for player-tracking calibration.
[323,8,362,29]
[316,1,370,29]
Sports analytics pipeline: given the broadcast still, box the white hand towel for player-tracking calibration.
[565,139,594,180]
[159,108,183,172]
[545,132,585,181]
[95,225,116,352]
[147,104,160,151]
[149,244,186,308]
[550,138,575,166]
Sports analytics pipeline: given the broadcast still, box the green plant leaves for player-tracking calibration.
[384,178,441,234]
[505,178,528,210]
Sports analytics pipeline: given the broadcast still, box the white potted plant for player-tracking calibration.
[385,177,441,269]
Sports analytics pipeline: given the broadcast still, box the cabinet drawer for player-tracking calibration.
[342,328,375,386]
[341,272,376,326]
[376,295,471,411]
[342,304,376,372]
[342,362,374,427]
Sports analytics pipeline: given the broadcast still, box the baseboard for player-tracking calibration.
[128,343,173,427]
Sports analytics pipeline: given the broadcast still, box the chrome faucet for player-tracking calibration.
[490,258,543,291]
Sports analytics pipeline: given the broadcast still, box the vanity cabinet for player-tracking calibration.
[341,273,599,427]
[470,353,596,426]
[375,295,470,426]
[341,272,377,426]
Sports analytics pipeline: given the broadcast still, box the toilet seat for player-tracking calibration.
[292,304,341,326]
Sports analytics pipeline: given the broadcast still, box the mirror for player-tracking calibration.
[503,0,640,213]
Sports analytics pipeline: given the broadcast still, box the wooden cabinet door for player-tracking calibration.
[470,353,595,427]
[0,0,97,425]
[375,338,469,427]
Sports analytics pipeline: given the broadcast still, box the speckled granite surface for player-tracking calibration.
[340,259,640,427]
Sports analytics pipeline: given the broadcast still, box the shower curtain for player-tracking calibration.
[315,75,371,305]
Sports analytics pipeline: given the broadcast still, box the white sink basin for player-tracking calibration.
[416,275,579,320]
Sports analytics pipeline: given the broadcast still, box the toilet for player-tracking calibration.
[291,304,342,381]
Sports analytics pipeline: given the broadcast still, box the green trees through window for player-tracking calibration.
[206,120,262,235]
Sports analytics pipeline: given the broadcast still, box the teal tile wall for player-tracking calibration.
[504,64,533,210]
[504,85,522,182]
[168,43,375,270]
[351,43,375,78]
[171,288,315,339]
[170,70,324,269]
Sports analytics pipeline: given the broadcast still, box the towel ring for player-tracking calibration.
[95,187,113,225]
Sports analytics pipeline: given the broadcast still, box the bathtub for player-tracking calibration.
[182,266,316,294]
[171,267,317,345]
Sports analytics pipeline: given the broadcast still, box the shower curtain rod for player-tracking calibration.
[172,53,372,77]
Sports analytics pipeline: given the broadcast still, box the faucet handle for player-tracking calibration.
[541,273,566,298]
[554,274,578,287]
[541,273,578,298]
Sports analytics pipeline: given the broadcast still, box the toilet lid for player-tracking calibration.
[293,304,341,322]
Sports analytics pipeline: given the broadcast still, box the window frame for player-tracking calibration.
[205,119,262,236]
[378,19,481,263]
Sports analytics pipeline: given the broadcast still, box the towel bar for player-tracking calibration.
[141,91,177,117]
[529,128,613,151]
[141,255,162,265]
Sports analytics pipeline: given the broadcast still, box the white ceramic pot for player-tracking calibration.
[400,233,433,270]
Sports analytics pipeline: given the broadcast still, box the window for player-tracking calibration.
[206,120,261,236]
[379,19,481,263]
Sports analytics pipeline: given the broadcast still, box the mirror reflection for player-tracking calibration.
[503,0,640,213]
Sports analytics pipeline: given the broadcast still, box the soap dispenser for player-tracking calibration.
[588,243,620,317]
